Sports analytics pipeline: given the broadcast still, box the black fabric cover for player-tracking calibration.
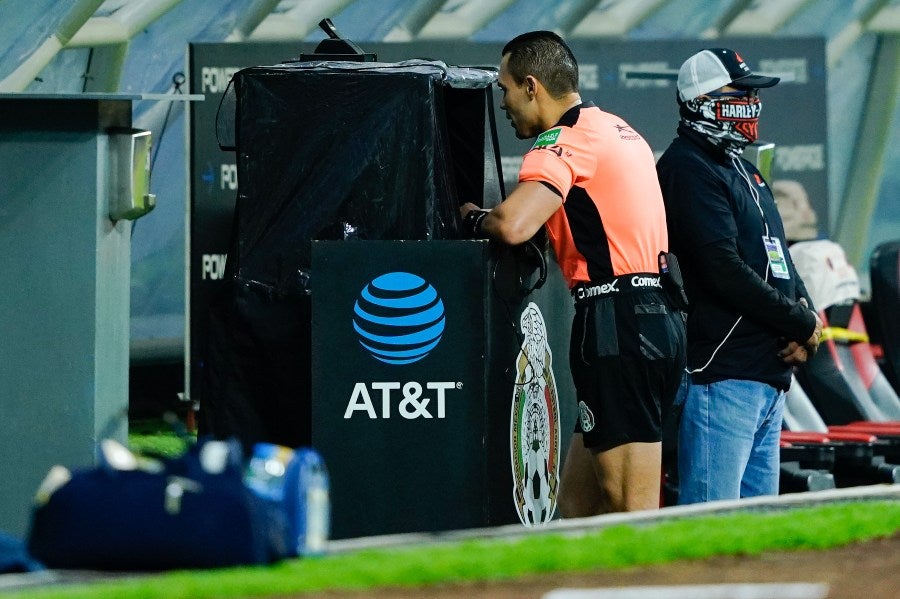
[202,282,311,452]
[198,60,501,448]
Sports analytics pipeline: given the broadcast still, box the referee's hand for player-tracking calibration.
[460,203,491,238]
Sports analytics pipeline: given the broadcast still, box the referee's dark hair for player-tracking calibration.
[502,30,579,99]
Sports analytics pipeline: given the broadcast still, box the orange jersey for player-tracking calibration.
[518,103,668,288]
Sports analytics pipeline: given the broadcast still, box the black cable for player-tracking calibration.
[150,71,185,172]
[81,48,94,92]
[214,75,236,151]
[129,72,185,237]
[484,85,507,200]
[490,240,549,387]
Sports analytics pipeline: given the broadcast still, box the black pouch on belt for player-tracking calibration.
[658,251,690,312]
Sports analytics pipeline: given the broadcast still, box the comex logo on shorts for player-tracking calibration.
[352,272,445,365]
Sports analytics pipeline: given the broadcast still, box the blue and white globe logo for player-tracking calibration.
[353,272,446,365]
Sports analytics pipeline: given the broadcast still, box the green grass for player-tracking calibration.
[8,499,899,599]
[127,419,195,459]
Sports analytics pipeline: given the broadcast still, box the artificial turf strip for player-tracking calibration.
[126,433,188,459]
[8,499,899,599]
[127,419,194,459]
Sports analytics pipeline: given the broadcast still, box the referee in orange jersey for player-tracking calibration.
[461,31,685,514]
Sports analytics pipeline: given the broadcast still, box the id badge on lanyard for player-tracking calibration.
[763,236,791,279]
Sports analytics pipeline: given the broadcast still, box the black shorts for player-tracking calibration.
[569,286,685,452]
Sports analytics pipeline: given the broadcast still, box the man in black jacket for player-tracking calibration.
[656,48,823,504]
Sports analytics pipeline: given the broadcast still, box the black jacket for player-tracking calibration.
[656,125,816,391]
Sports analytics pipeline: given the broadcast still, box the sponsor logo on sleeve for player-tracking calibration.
[532,128,561,149]
[614,123,642,141]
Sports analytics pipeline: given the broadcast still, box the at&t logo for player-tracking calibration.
[352,272,445,365]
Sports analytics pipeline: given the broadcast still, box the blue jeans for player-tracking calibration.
[677,377,785,504]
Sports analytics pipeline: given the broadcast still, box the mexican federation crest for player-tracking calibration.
[510,302,560,526]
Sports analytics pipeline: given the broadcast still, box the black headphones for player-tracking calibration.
[491,235,547,300]
[521,238,547,295]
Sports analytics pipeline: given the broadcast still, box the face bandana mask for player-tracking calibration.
[680,96,762,157]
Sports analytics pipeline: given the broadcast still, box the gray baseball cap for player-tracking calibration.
[677,48,779,102]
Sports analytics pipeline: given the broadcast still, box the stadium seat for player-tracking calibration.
[827,422,900,463]
[793,308,887,423]
[778,441,835,494]
[825,301,900,419]
[869,240,900,393]
[775,288,899,488]
[789,239,900,422]
[784,313,900,484]
[840,421,900,432]
[779,428,900,488]
[783,375,827,433]
[779,381,836,492]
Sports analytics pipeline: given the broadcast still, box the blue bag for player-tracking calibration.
[27,438,288,571]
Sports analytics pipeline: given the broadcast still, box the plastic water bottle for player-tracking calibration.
[286,448,330,557]
[244,443,293,502]
[245,444,330,557]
